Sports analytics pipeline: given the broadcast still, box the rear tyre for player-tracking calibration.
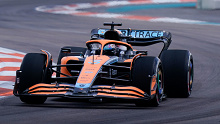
[18,53,48,104]
[160,50,194,98]
[132,57,163,107]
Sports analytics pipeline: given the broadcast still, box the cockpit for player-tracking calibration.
[85,40,134,59]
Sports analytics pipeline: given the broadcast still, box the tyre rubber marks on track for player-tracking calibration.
[0,47,25,97]
[35,0,220,26]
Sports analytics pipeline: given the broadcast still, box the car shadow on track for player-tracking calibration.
[15,97,165,109]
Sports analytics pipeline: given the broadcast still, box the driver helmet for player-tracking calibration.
[103,44,116,50]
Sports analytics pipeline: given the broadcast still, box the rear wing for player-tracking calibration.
[91,28,172,47]
[91,22,172,56]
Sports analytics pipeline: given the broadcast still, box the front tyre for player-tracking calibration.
[20,96,47,104]
[132,57,163,107]
[18,53,49,104]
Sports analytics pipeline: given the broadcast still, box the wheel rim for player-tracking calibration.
[188,61,193,95]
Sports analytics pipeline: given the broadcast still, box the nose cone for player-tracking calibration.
[75,55,110,88]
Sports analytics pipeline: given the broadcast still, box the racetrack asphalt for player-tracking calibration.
[1,0,220,123]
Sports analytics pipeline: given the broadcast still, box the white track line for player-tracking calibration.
[0,47,25,55]
[0,47,24,98]
[0,81,14,89]
[0,71,16,76]
[0,62,22,68]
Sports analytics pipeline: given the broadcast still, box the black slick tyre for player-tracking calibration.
[132,57,163,107]
[160,50,194,98]
[18,53,48,104]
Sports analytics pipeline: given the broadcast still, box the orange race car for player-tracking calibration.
[13,22,194,107]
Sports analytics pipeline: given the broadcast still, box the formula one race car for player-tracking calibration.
[13,22,194,107]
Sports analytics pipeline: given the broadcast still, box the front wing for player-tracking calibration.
[14,83,150,100]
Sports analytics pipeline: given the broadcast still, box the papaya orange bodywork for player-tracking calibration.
[31,92,67,95]
[77,55,110,84]
[97,93,139,98]
[60,56,79,77]
[96,86,145,94]
[97,89,144,97]
[151,75,157,95]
